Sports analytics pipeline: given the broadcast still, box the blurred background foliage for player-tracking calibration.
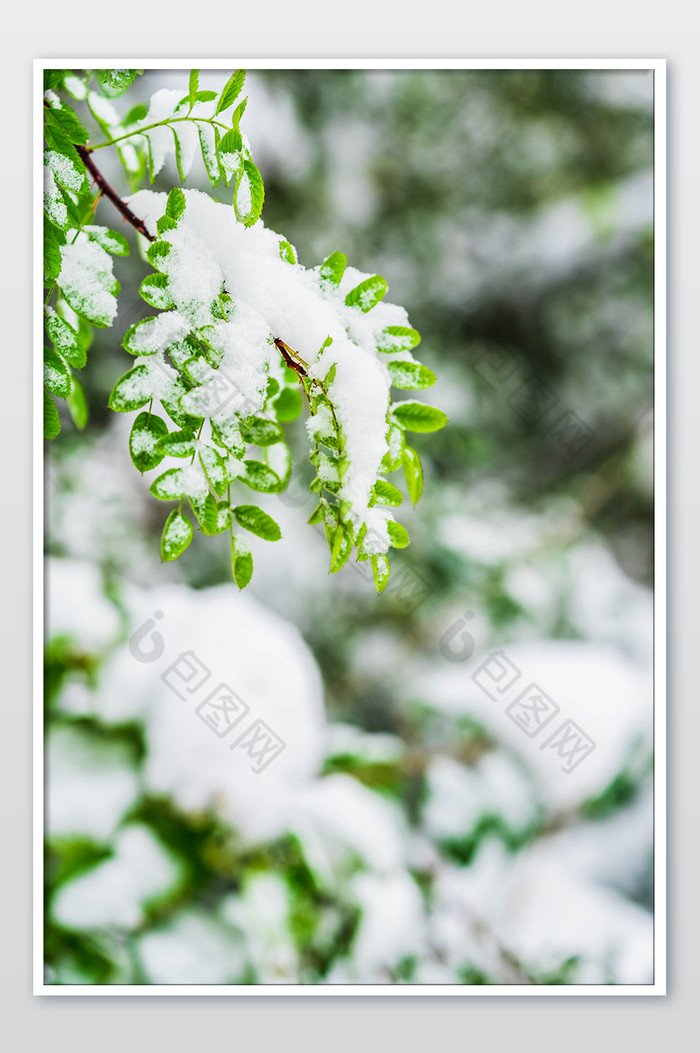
[45,68,655,986]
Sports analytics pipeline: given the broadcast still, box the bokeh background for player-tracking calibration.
[45,67,655,985]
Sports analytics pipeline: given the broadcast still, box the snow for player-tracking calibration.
[90,577,326,844]
[126,188,409,547]
[52,825,181,931]
[409,639,652,812]
[46,557,121,652]
[59,233,118,327]
[137,910,248,984]
[46,725,139,843]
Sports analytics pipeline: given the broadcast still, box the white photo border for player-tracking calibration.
[33,56,666,997]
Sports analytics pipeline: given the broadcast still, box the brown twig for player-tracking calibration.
[75,144,154,242]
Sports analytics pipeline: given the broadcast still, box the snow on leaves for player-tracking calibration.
[42,68,447,592]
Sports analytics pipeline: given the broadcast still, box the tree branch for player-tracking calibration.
[75,145,154,242]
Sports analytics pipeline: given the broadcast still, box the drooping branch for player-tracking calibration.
[75,145,154,242]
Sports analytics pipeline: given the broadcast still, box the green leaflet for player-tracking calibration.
[108,365,152,412]
[402,446,424,506]
[233,505,282,541]
[239,415,284,447]
[67,377,88,431]
[45,309,86,369]
[160,510,194,561]
[235,159,265,227]
[129,411,168,473]
[387,520,410,549]
[231,534,254,589]
[329,522,353,574]
[371,480,403,507]
[217,70,246,114]
[139,274,175,310]
[98,69,142,97]
[83,226,130,256]
[371,553,391,593]
[199,446,229,496]
[44,346,72,399]
[166,186,187,220]
[319,251,347,288]
[376,326,422,353]
[344,274,388,313]
[44,225,62,282]
[149,468,189,501]
[279,240,297,264]
[387,360,436,390]
[188,69,199,108]
[392,400,448,433]
[44,390,61,440]
[238,459,283,493]
[158,429,198,458]
[45,102,89,145]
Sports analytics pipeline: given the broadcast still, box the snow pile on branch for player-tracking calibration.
[128,188,413,548]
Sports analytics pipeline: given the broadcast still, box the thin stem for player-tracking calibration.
[88,115,231,152]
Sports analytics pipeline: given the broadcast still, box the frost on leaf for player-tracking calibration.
[59,234,119,328]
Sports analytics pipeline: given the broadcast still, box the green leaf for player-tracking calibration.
[392,401,448,433]
[122,316,171,356]
[108,365,152,412]
[235,159,265,227]
[67,376,88,430]
[44,145,89,196]
[129,411,168,472]
[387,360,436,390]
[238,459,283,493]
[239,416,284,447]
[319,251,346,288]
[273,387,302,423]
[376,326,421,353]
[149,468,188,501]
[188,491,220,535]
[44,224,62,282]
[371,480,403,507]
[216,69,246,114]
[44,346,72,398]
[233,505,282,541]
[345,275,388,313]
[402,446,424,506]
[387,520,410,549]
[45,101,89,144]
[161,510,194,561]
[157,428,197,458]
[198,125,221,186]
[231,534,254,589]
[329,523,353,574]
[44,391,61,440]
[98,69,141,97]
[147,240,171,270]
[199,446,228,496]
[211,418,246,457]
[218,128,244,182]
[371,554,391,593]
[165,187,187,221]
[279,240,297,264]
[83,225,130,256]
[45,308,86,368]
[188,69,199,108]
[381,422,406,471]
[139,273,175,310]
